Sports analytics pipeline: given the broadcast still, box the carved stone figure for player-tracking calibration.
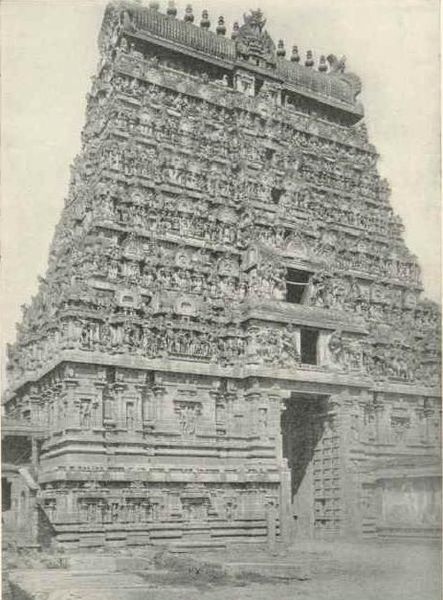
[4,3,440,550]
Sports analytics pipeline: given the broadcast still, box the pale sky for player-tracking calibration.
[1,0,441,357]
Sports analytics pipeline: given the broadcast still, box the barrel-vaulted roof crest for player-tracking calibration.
[97,1,364,113]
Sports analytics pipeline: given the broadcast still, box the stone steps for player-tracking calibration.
[169,540,227,553]
[67,554,155,572]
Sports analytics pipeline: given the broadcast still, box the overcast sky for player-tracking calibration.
[1,0,440,356]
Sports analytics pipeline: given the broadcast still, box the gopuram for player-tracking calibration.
[2,1,441,550]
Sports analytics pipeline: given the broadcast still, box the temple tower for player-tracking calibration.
[3,2,440,548]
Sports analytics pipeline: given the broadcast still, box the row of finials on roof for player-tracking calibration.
[136,1,340,72]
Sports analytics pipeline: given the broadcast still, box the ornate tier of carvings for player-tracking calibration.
[6,5,440,395]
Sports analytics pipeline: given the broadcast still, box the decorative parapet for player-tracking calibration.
[100,2,363,117]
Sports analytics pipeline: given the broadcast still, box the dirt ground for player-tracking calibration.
[3,539,441,600]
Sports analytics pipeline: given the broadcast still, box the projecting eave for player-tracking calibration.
[240,301,368,335]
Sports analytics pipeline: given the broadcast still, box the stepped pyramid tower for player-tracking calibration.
[3,1,441,549]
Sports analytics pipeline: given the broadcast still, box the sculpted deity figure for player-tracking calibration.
[80,400,92,428]
[328,330,344,367]
[281,325,300,365]
[100,322,112,349]
[177,402,200,437]
[66,319,82,348]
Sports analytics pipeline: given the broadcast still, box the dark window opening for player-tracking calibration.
[2,478,11,511]
[265,148,275,161]
[106,367,115,384]
[286,269,311,304]
[271,187,285,203]
[300,328,319,365]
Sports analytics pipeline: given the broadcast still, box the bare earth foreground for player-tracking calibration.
[3,539,441,600]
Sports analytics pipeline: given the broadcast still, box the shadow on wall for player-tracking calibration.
[282,396,329,497]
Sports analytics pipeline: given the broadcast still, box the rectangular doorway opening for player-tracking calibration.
[281,394,339,539]
[300,328,319,365]
[285,269,312,304]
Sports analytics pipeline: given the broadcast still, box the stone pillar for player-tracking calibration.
[279,462,292,545]
[266,500,277,554]
[269,390,290,456]
[210,388,223,435]
[271,390,293,544]
[103,384,116,425]
[330,391,360,539]
[153,384,168,420]
[114,381,127,428]
[244,382,263,437]
[94,381,106,429]
[65,488,75,516]
[134,384,144,431]
[141,385,153,425]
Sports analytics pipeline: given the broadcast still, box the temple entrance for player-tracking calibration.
[281,394,341,538]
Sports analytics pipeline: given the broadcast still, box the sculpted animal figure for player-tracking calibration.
[327,54,346,73]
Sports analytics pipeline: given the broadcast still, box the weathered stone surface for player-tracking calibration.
[2,1,440,549]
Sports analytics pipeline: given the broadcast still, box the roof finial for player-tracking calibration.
[148,1,159,10]
[318,55,328,72]
[167,0,177,17]
[305,50,314,68]
[216,16,226,36]
[184,4,194,23]
[231,21,240,40]
[290,45,300,63]
[277,40,286,58]
[200,10,210,29]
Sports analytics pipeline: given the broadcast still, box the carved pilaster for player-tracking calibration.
[29,386,43,427]
[152,383,166,421]
[63,370,79,429]
[424,398,441,448]
[373,392,389,444]
[102,383,115,426]
[93,380,106,429]
[244,388,261,437]
[139,384,154,426]
[113,380,127,429]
